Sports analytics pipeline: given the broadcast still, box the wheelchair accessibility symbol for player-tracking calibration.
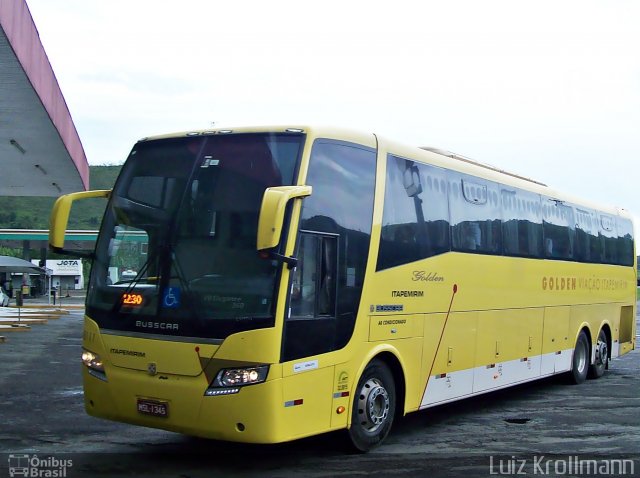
[162,287,181,308]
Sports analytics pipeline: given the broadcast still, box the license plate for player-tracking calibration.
[137,398,169,418]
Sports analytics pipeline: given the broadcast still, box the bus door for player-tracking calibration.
[279,230,338,438]
[285,231,338,358]
[279,138,377,438]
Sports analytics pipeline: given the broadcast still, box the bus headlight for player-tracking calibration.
[82,349,104,371]
[217,365,269,386]
[205,365,269,396]
[82,349,107,381]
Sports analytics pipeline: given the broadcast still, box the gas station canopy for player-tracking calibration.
[0,0,89,197]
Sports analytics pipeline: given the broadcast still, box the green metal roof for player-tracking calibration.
[0,229,98,241]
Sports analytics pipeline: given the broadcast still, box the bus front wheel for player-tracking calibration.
[570,331,590,384]
[348,359,396,452]
[588,328,608,379]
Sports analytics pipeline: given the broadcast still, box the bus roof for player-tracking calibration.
[135,125,632,220]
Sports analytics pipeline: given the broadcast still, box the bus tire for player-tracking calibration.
[569,331,590,384]
[588,328,608,379]
[347,359,396,452]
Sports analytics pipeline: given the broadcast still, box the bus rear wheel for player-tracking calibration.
[348,359,396,452]
[588,329,608,379]
[570,331,590,384]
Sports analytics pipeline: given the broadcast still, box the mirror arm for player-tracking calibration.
[264,250,298,269]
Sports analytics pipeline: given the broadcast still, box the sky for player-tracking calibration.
[25,0,640,232]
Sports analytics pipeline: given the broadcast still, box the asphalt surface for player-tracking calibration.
[0,300,638,478]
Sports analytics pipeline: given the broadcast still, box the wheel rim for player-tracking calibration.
[595,337,608,367]
[576,340,587,374]
[357,378,390,433]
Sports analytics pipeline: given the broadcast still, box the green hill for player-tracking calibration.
[0,165,122,230]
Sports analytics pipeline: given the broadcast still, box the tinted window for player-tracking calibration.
[616,217,634,266]
[575,208,602,262]
[376,156,633,271]
[283,140,376,361]
[128,177,168,207]
[300,142,375,234]
[450,173,502,254]
[88,134,304,340]
[501,188,543,257]
[542,200,575,260]
[599,214,619,264]
[290,232,338,318]
[377,155,450,270]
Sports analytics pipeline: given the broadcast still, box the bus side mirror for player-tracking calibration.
[257,186,312,251]
[49,189,111,253]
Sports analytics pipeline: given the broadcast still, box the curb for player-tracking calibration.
[9,304,85,310]
[0,318,48,325]
[0,324,31,332]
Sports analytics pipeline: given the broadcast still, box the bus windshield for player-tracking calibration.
[87,133,303,340]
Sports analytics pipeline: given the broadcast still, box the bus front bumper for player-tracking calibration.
[83,366,287,444]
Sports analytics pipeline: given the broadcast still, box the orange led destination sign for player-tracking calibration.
[122,293,144,306]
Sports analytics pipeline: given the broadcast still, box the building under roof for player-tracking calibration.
[0,0,89,196]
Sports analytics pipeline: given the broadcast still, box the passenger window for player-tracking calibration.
[377,155,450,270]
[616,218,634,266]
[574,208,601,262]
[450,172,502,254]
[542,201,575,260]
[599,214,619,265]
[501,189,543,258]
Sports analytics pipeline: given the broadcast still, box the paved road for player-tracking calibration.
[0,306,638,477]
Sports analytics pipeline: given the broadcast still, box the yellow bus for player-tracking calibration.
[49,126,636,451]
